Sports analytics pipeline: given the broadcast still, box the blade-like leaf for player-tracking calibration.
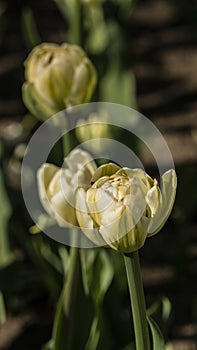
[99,58,136,108]
[52,247,94,350]
[0,157,13,267]
[148,316,165,350]
[21,8,41,50]
[85,315,100,350]
[80,249,114,305]
[0,290,6,326]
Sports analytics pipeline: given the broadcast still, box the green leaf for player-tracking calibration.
[91,249,114,305]
[148,316,165,350]
[0,290,6,326]
[147,297,172,338]
[85,315,100,350]
[55,0,82,45]
[80,249,114,305]
[85,5,109,55]
[80,248,96,296]
[21,8,41,50]
[0,161,13,267]
[52,247,94,350]
[99,58,136,108]
[58,246,69,277]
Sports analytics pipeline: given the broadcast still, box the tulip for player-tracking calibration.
[37,149,97,227]
[22,43,97,120]
[76,163,177,253]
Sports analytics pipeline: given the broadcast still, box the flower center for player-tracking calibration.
[101,175,130,202]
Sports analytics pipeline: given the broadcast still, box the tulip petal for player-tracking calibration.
[146,183,161,217]
[147,169,177,236]
[61,44,85,66]
[50,191,77,227]
[76,188,106,246]
[127,194,147,224]
[100,206,148,253]
[64,149,96,174]
[66,58,97,106]
[91,163,121,184]
[37,163,59,217]
[22,82,58,121]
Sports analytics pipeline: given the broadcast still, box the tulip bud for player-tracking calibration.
[76,163,177,253]
[37,149,97,227]
[22,43,97,120]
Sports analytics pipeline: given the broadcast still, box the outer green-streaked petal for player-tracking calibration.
[91,163,120,184]
[65,58,97,107]
[76,188,106,246]
[22,82,58,121]
[82,59,98,103]
[37,163,59,216]
[49,66,72,107]
[147,169,177,236]
[100,206,147,253]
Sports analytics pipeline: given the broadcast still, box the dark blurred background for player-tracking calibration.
[0,0,197,349]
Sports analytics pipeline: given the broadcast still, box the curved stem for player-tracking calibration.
[124,251,151,350]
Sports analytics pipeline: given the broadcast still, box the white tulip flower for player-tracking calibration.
[76,163,177,253]
[37,149,97,227]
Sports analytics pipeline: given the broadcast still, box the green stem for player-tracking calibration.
[124,251,151,350]
[69,0,82,45]
[62,131,72,157]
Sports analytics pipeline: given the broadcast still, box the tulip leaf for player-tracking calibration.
[80,249,114,305]
[22,8,41,50]
[147,316,165,350]
[0,290,6,326]
[147,297,172,334]
[80,249,114,350]
[85,314,100,350]
[99,58,136,108]
[85,5,109,55]
[0,162,13,267]
[91,249,114,305]
[52,247,94,350]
